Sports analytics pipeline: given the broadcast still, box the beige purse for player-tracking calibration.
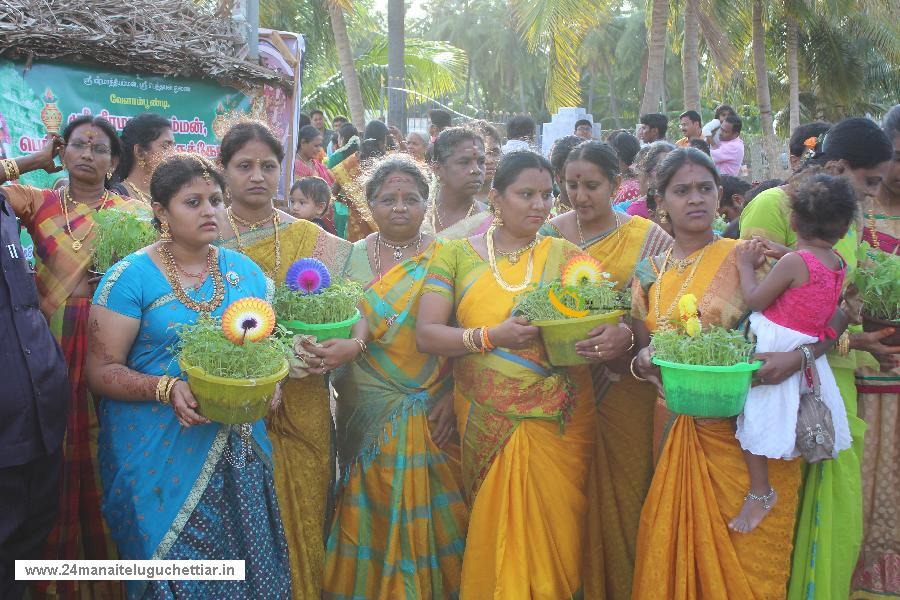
[795,344,835,463]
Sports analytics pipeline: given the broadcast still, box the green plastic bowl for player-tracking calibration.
[179,359,289,425]
[533,310,624,367]
[278,309,362,342]
[652,357,762,418]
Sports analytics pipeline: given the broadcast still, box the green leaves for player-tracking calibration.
[513,279,629,322]
[92,207,157,273]
[651,326,755,366]
[177,315,289,379]
[272,280,364,324]
[854,243,900,321]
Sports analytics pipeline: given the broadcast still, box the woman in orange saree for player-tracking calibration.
[630,148,842,599]
[541,140,671,599]
[215,121,353,599]
[418,152,598,599]
[0,116,138,598]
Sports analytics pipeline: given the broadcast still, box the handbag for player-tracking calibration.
[794,344,835,463]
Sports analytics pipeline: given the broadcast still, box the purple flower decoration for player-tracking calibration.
[285,258,331,294]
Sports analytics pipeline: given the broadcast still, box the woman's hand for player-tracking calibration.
[635,346,664,396]
[736,239,766,269]
[299,338,361,375]
[428,393,457,449]
[267,381,285,418]
[388,126,407,151]
[36,135,64,173]
[851,328,900,356]
[488,316,539,350]
[751,236,791,261]
[752,350,803,386]
[170,380,211,427]
[575,324,633,362]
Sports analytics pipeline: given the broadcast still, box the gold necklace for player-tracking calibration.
[228,206,274,231]
[653,242,713,330]
[157,243,224,313]
[485,224,536,293]
[372,233,423,327]
[123,180,151,205]
[576,210,622,248]
[379,232,422,261]
[433,197,476,232]
[60,186,110,252]
[226,207,281,277]
[492,237,539,264]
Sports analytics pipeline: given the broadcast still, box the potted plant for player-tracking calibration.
[273,258,364,341]
[91,207,157,276]
[513,255,628,366]
[177,298,289,424]
[854,242,900,346]
[650,294,760,418]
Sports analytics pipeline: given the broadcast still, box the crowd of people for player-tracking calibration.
[0,99,897,600]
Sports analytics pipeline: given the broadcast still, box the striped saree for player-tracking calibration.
[423,237,595,599]
[542,215,672,599]
[631,238,801,599]
[324,239,467,599]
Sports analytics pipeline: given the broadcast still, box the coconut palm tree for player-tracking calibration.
[328,1,366,128]
[387,0,406,132]
[640,0,669,115]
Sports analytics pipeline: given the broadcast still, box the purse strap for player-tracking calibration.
[798,344,822,400]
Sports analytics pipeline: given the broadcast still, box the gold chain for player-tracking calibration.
[576,209,622,248]
[485,224,536,293]
[226,207,281,277]
[653,243,712,330]
[433,198,476,232]
[59,186,110,252]
[492,236,538,265]
[123,180,152,205]
[157,243,224,313]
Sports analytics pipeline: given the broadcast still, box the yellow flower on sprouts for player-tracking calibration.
[683,316,702,337]
[561,255,605,287]
[221,298,276,345]
[677,294,701,337]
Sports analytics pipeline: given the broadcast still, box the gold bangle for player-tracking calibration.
[155,376,171,404]
[163,377,178,405]
[629,356,648,382]
[838,331,850,356]
[1,159,13,180]
[9,159,20,180]
[352,337,367,354]
[463,328,479,353]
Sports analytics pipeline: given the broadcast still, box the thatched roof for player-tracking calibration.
[0,0,291,89]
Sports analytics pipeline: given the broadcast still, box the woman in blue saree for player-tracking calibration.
[85,153,291,598]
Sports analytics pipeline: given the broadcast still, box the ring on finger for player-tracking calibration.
[320,358,326,368]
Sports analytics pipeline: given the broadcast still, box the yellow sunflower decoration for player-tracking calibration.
[561,255,605,288]
[221,298,277,345]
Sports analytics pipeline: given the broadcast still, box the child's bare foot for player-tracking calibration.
[729,487,777,533]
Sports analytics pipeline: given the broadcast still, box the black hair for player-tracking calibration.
[492,150,553,193]
[309,109,324,118]
[506,115,536,140]
[219,120,285,167]
[360,139,385,162]
[656,147,721,198]
[790,173,859,242]
[609,131,641,167]
[63,115,122,157]
[689,138,711,156]
[291,176,331,214]
[150,153,225,226]
[883,104,900,141]
[364,154,430,204]
[637,141,676,178]
[113,113,171,181]
[549,135,583,175]
[714,104,735,120]
[724,115,742,135]
[298,124,322,146]
[565,140,620,183]
[640,113,668,138]
[679,110,702,125]
[363,120,389,143]
[744,179,784,205]
[332,115,349,127]
[789,122,831,158]
[428,109,452,129]
[471,119,501,143]
[574,119,593,129]
[720,175,752,207]
[432,127,483,165]
[298,112,311,128]
[338,122,359,143]
[822,117,893,169]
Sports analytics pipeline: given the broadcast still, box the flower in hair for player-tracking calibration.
[285,258,331,294]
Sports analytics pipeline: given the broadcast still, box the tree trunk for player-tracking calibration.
[682,0,700,112]
[640,0,669,115]
[328,2,366,129]
[517,75,527,114]
[787,13,800,132]
[387,0,407,133]
[752,0,774,137]
[604,62,621,128]
[587,73,595,115]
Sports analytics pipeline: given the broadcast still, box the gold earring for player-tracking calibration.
[491,205,504,227]
[106,171,113,182]
[159,221,172,242]
[656,209,669,224]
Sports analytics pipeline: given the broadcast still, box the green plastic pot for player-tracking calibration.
[652,357,762,418]
[179,358,289,425]
[533,310,624,367]
[278,309,362,342]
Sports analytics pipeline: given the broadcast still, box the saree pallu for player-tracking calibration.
[94,249,289,598]
[631,238,801,599]
[852,219,900,599]
[221,218,352,599]
[325,240,467,599]
[740,191,868,598]
[424,237,595,599]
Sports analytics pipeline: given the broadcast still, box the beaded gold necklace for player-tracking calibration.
[486,224,536,293]
[226,207,282,277]
[157,243,224,313]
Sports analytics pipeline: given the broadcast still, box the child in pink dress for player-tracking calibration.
[732,173,857,533]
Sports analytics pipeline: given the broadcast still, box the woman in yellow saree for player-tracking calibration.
[631,148,844,599]
[324,155,467,598]
[215,121,353,599]
[418,151,596,599]
[541,140,671,599]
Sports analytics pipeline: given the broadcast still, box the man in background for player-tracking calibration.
[327,115,349,155]
[574,119,594,140]
[676,110,703,147]
[310,109,333,155]
[502,114,536,153]
[710,115,745,175]
[428,109,452,143]
[638,113,667,144]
